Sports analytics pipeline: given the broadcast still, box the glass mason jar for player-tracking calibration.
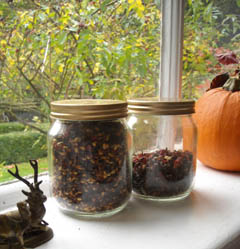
[127,98,197,201]
[48,99,132,218]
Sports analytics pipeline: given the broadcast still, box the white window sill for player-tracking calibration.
[1,162,240,249]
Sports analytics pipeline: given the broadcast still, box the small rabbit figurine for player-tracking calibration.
[0,160,53,249]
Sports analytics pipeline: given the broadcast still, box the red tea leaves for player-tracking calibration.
[132,149,194,197]
[51,121,131,213]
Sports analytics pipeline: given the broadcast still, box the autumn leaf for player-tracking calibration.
[216,52,239,65]
[208,72,229,90]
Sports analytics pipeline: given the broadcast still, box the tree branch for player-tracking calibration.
[18,51,33,69]
[3,65,26,99]
[9,111,47,135]
[28,58,59,91]
[50,6,95,93]
[17,66,50,108]
[0,26,16,79]
[83,58,94,79]
[90,0,119,16]
[57,56,70,98]
[64,69,76,99]
[30,62,43,81]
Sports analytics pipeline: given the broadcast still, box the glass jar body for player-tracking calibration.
[127,113,197,201]
[48,118,132,217]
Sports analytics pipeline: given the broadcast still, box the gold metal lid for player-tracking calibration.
[50,99,128,120]
[128,98,195,115]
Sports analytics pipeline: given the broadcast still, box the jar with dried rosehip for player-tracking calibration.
[127,98,197,201]
[48,99,132,218]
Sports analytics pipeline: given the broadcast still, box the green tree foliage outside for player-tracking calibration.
[183,0,240,98]
[0,0,239,115]
[0,0,160,112]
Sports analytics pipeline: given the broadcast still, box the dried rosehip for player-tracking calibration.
[132,149,194,198]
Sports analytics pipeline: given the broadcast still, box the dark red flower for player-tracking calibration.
[216,52,239,65]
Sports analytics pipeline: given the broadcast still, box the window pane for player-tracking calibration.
[1,0,239,182]
[183,0,240,99]
[0,0,161,183]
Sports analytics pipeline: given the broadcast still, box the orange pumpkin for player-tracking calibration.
[194,78,240,171]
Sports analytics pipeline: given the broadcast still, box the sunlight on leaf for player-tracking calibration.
[59,64,64,72]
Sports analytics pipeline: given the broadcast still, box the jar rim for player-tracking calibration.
[50,99,128,120]
[127,98,195,115]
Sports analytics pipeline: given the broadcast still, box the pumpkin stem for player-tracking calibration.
[222,77,240,92]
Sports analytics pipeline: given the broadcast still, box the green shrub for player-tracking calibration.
[0,122,25,134]
[0,131,47,165]
[23,123,50,133]
[34,123,50,131]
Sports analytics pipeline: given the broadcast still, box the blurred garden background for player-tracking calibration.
[0,0,239,182]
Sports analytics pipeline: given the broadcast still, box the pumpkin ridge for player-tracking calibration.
[216,91,231,163]
[227,91,240,163]
[206,87,222,97]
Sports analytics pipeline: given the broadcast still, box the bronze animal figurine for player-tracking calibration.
[8,160,48,231]
[0,201,31,249]
[0,160,53,249]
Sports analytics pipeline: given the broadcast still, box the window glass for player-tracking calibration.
[183,0,240,99]
[0,0,239,183]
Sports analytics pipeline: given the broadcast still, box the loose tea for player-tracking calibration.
[132,149,194,197]
[50,120,131,213]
